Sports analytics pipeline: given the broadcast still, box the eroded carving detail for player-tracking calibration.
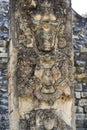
[14,0,73,128]
[20,109,72,130]
[16,0,73,102]
[34,52,72,103]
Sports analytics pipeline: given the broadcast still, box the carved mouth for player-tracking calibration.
[34,89,62,101]
[44,118,55,130]
[35,27,56,51]
[41,86,55,94]
[43,43,53,51]
[38,39,54,51]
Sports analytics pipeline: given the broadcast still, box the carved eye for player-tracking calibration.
[24,0,32,5]
[34,14,41,21]
[50,14,56,21]
[42,15,49,22]
[31,0,37,8]
[24,0,36,8]
[42,24,50,31]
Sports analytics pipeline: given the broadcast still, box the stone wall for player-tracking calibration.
[73,10,87,130]
[0,1,87,130]
[0,0,9,130]
[9,0,74,130]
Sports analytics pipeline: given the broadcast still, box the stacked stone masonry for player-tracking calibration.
[73,10,87,129]
[0,0,9,130]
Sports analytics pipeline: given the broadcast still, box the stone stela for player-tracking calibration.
[9,0,74,130]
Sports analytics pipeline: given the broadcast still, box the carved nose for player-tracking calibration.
[42,24,50,31]
[42,15,49,22]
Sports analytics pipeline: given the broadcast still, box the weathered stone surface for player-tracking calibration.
[75,73,87,82]
[79,99,87,107]
[74,83,82,91]
[76,67,85,73]
[76,114,85,120]
[73,20,87,128]
[9,0,74,130]
[76,120,85,128]
[76,129,86,130]
[80,47,87,53]
[81,92,87,98]
[0,0,9,129]
[75,92,81,99]
[20,109,72,130]
[0,52,8,57]
[75,106,83,113]
[84,106,87,113]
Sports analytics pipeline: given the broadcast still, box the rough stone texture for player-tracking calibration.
[20,109,72,130]
[9,0,74,130]
[73,10,87,129]
[1,1,87,130]
[0,0,9,129]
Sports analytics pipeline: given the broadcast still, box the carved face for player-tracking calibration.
[28,1,58,51]
[20,110,72,130]
[35,24,56,51]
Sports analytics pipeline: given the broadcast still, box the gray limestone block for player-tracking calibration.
[80,47,87,53]
[75,60,86,67]
[81,92,87,98]
[76,67,85,73]
[0,52,8,57]
[79,99,87,107]
[76,114,85,120]
[75,92,81,99]
[76,128,86,130]
[0,40,6,47]
[75,106,83,113]
[84,106,87,113]
[74,83,82,91]
[76,119,84,128]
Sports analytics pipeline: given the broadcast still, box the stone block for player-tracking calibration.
[76,128,86,130]
[2,58,8,63]
[76,120,84,128]
[79,99,87,107]
[0,88,7,92]
[3,80,8,85]
[75,73,87,82]
[0,76,3,80]
[75,106,83,113]
[81,92,87,98]
[80,47,87,53]
[84,106,87,113]
[73,35,79,40]
[75,92,81,99]
[83,83,86,86]
[74,83,82,91]
[76,114,85,120]
[73,27,82,32]
[75,52,80,56]
[76,67,85,73]
[0,47,6,52]
[75,60,86,67]
[0,52,8,57]
[0,40,6,47]
[83,86,87,92]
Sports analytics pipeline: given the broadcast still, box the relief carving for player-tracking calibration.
[34,52,72,103]
[16,0,73,102]
[13,0,74,129]
[20,109,72,130]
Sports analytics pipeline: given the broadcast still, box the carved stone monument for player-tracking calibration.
[9,0,75,129]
